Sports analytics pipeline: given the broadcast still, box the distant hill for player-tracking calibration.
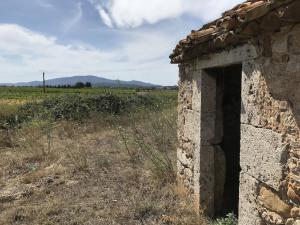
[0,75,160,88]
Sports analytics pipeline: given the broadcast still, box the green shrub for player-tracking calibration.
[214,213,238,225]
[0,93,165,128]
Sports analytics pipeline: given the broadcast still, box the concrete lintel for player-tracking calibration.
[195,44,259,70]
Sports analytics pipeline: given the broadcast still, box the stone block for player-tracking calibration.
[288,31,300,55]
[200,70,217,114]
[199,113,216,143]
[241,124,287,191]
[177,148,193,169]
[239,172,263,225]
[286,55,300,74]
[286,219,300,225]
[182,109,200,143]
[294,220,300,225]
[241,61,263,126]
[272,32,288,54]
[179,140,194,158]
[261,210,284,225]
[194,144,215,216]
[191,71,202,112]
[291,207,300,218]
[177,160,185,175]
[259,186,291,218]
[177,112,185,134]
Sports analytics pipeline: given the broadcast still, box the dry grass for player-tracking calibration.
[0,99,28,106]
[0,109,212,225]
[117,109,177,184]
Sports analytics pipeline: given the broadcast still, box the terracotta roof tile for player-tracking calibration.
[170,0,300,64]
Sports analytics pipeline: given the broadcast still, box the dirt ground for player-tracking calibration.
[0,114,208,225]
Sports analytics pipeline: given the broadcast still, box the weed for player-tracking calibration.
[34,117,57,157]
[134,200,159,221]
[16,118,57,161]
[214,213,238,225]
[96,156,111,171]
[118,109,177,183]
[0,129,14,148]
[26,163,38,172]
[65,143,89,172]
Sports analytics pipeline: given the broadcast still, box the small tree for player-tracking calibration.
[74,82,85,88]
[85,82,92,88]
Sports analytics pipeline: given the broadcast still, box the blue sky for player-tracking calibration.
[0,0,241,85]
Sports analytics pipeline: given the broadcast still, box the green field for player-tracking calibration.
[0,86,178,128]
[0,86,137,100]
[0,86,177,100]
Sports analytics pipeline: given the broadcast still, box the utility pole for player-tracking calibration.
[43,72,46,93]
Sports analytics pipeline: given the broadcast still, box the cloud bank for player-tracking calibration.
[94,0,242,28]
[0,24,177,85]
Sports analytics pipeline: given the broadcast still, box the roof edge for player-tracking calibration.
[170,0,300,64]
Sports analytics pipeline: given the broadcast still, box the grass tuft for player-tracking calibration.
[117,108,177,184]
[214,213,238,225]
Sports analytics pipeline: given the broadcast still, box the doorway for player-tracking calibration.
[205,64,242,217]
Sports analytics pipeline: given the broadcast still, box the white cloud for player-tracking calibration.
[0,24,177,85]
[62,2,83,32]
[97,5,114,28]
[36,0,54,9]
[95,0,182,28]
[93,0,242,28]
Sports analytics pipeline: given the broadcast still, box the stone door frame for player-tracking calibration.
[193,44,258,216]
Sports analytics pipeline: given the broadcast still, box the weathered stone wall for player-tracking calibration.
[177,63,200,194]
[177,24,300,224]
[177,63,217,216]
[240,24,300,225]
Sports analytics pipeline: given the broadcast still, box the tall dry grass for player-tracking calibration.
[0,97,237,225]
[117,108,177,183]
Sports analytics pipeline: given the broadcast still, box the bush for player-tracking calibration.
[74,82,85,88]
[214,213,238,225]
[0,93,164,128]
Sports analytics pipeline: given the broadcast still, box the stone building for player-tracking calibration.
[170,0,300,224]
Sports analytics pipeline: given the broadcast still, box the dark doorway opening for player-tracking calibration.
[206,64,242,217]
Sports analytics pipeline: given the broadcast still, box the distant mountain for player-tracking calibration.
[0,75,160,88]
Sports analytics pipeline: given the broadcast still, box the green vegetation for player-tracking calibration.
[0,86,234,225]
[0,86,177,99]
[0,86,137,100]
[0,86,177,129]
[214,213,238,225]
